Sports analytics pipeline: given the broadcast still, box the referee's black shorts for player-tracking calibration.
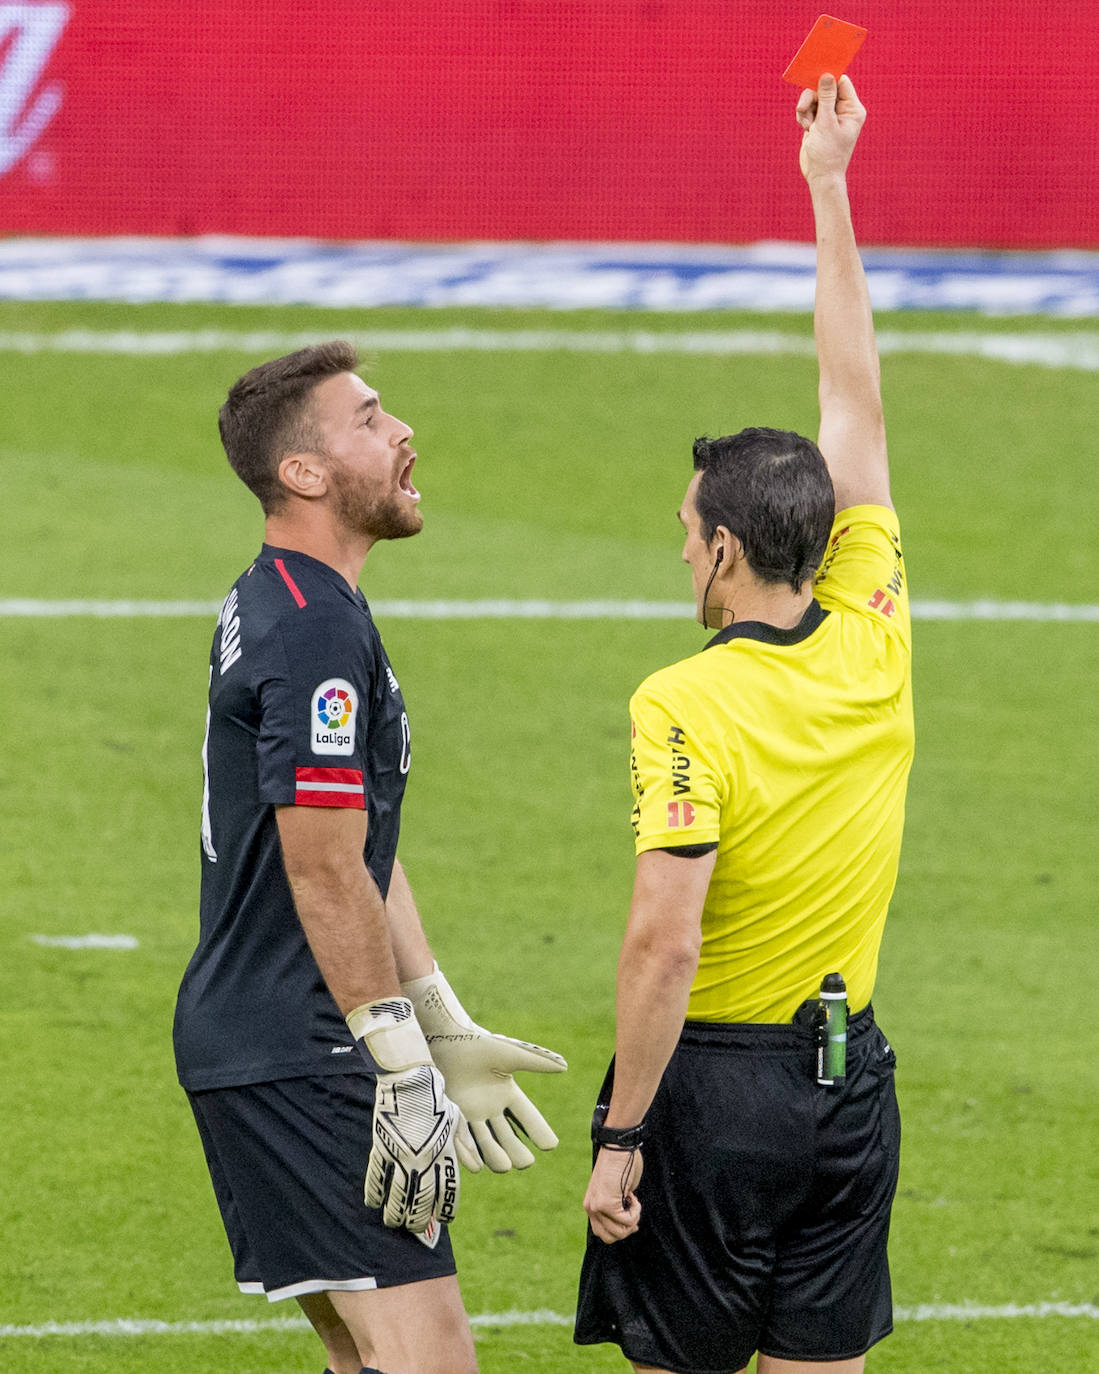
[574,1007,900,1374]
[187,1073,457,1302]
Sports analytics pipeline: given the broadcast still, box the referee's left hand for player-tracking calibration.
[584,1146,643,1244]
[797,72,866,184]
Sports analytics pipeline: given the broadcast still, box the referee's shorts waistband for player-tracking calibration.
[679,1003,876,1054]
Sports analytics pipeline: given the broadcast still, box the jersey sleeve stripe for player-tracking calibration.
[295,781,363,794]
[274,558,308,608]
[294,766,366,808]
[293,782,366,808]
[296,767,364,785]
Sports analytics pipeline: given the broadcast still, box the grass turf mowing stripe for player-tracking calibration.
[2,1304,1096,1338]
[2,599,1099,621]
[4,329,1099,369]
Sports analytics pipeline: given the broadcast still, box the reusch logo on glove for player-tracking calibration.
[442,1155,458,1211]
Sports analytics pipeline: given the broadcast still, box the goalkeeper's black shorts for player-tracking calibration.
[187,1073,456,1302]
[574,1007,900,1374]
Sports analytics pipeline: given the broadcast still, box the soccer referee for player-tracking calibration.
[575,77,913,1374]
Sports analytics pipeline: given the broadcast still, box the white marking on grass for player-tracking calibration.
[469,1309,573,1329]
[374,599,693,620]
[1,1303,1095,1338]
[894,1302,1099,1322]
[0,598,224,617]
[913,600,1099,622]
[0,1317,313,1338]
[2,598,1098,622]
[30,933,139,950]
[4,328,1099,369]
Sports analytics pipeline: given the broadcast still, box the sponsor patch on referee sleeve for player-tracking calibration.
[294,766,366,808]
[311,678,358,756]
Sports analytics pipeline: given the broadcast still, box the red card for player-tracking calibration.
[782,15,867,88]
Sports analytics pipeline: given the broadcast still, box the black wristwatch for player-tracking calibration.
[591,1111,646,1150]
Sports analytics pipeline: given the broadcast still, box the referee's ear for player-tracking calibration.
[712,526,738,570]
[276,451,328,501]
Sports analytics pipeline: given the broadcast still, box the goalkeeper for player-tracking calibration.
[173,343,565,1374]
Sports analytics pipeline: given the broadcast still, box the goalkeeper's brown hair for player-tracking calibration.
[218,341,360,513]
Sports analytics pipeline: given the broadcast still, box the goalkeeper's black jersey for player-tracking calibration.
[173,545,411,1091]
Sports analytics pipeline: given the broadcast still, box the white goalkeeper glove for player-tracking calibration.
[346,996,460,1233]
[400,963,567,1174]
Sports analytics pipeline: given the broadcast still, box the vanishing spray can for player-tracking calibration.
[816,972,848,1087]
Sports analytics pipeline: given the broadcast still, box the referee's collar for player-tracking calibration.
[704,598,828,650]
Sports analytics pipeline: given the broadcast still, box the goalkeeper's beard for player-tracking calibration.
[330,458,423,542]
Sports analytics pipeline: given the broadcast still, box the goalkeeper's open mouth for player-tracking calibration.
[398,453,420,502]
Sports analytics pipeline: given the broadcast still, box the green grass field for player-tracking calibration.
[1,300,1097,1373]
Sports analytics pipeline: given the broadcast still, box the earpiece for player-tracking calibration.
[701,543,729,629]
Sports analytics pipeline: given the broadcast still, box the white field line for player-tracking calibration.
[4,327,1099,369]
[2,1302,1096,1339]
[2,598,1099,622]
[30,934,138,950]
[896,1302,1099,1322]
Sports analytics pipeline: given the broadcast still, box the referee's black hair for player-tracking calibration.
[218,340,360,513]
[692,428,835,593]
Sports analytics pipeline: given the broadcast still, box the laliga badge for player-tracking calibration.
[311,678,358,756]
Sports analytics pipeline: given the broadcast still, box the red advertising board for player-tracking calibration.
[1,1,1097,248]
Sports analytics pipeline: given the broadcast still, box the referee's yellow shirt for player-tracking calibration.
[629,506,914,1024]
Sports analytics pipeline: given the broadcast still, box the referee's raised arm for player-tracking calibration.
[798,73,892,514]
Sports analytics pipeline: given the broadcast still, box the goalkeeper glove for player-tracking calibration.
[401,963,567,1174]
[346,996,460,1233]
